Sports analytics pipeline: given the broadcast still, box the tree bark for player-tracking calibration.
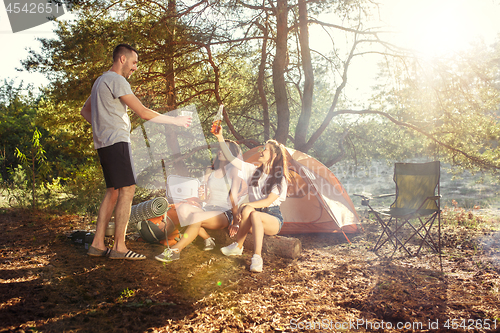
[163,0,188,176]
[257,21,270,141]
[294,0,314,150]
[301,40,357,153]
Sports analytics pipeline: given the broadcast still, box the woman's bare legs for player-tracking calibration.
[248,211,280,255]
[234,205,254,248]
[172,210,229,252]
[234,206,279,254]
[198,227,211,240]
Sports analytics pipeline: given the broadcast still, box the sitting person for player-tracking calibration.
[155,140,243,262]
[214,128,291,272]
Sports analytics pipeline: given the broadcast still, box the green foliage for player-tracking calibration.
[57,160,105,215]
[118,288,135,301]
[0,80,37,181]
[0,80,90,185]
[5,165,66,210]
[370,41,500,172]
[13,128,51,210]
[4,166,31,208]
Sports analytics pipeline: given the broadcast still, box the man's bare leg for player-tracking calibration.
[90,187,119,251]
[113,184,136,253]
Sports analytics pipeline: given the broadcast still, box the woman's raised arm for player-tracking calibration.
[213,128,243,170]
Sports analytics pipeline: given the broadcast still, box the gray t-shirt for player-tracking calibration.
[90,71,134,149]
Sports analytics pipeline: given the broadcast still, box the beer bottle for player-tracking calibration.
[210,104,224,134]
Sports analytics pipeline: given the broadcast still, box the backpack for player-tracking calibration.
[137,204,180,244]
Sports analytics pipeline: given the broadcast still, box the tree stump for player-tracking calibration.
[207,229,302,259]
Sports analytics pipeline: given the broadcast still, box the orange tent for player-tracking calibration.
[243,146,360,236]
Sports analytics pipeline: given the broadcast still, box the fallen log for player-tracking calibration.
[207,229,302,259]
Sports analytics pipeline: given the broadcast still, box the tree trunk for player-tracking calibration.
[302,42,357,153]
[32,151,35,210]
[272,0,290,144]
[208,229,302,259]
[294,0,314,151]
[163,0,188,176]
[257,22,270,141]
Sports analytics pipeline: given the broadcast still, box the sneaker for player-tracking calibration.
[220,242,243,256]
[155,248,180,262]
[250,254,263,272]
[203,237,216,251]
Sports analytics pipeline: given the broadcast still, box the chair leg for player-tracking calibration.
[372,215,397,252]
[415,214,440,254]
[389,219,414,257]
[438,211,442,272]
[397,214,439,256]
[370,208,439,258]
[374,217,412,256]
[410,214,439,255]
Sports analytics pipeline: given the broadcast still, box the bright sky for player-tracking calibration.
[0,9,60,92]
[1,0,500,97]
[386,0,500,56]
[308,0,500,105]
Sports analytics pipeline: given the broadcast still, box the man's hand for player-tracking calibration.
[174,115,192,128]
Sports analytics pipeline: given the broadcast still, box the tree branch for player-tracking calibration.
[331,109,500,170]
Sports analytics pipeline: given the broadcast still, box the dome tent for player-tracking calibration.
[243,146,360,237]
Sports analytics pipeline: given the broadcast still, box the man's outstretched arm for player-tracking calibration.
[120,94,191,127]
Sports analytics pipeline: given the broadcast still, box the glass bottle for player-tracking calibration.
[210,104,224,134]
[199,181,207,201]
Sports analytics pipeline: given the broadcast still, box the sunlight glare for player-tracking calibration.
[391,0,497,56]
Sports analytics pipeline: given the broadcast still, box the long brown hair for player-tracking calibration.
[250,140,292,195]
[212,140,242,170]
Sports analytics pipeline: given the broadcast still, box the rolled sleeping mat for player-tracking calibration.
[136,212,177,243]
[129,197,169,225]
[137,220,166,243]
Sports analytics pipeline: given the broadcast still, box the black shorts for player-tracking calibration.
[97,142,136,189]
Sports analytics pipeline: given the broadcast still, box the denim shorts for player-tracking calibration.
[256,206,284,233]
[203,205,234,225]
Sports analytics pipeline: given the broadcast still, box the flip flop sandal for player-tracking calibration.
[87,246,111,257]
[109,249,146,260]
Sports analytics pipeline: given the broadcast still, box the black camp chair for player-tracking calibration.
[363,161,442,259]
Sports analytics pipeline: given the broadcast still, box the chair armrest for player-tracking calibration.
[353,193,373,206]
[373,193,396,199]
[354,192,395,207]
[353,192,373,200]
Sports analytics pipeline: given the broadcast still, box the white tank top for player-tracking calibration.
[206,171,233,209]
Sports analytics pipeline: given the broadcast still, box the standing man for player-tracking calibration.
[81,43,191,260]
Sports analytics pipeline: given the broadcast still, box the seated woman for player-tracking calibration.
[214,128,291,273]
[155,140,243,262]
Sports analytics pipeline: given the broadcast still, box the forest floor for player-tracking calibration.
[1,207,500,333]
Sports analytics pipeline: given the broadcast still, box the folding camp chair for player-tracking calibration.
[366,161,441,258]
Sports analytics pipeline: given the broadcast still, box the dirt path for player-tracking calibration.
[1,208,499,332]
